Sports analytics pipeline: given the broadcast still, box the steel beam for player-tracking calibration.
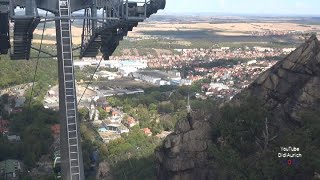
[56,0,84,179]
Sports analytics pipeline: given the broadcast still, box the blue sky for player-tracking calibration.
[161,0,320,15]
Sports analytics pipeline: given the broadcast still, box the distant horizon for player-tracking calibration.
[156,11,320,18]
[34,9,320,18]
[17,6,320,18]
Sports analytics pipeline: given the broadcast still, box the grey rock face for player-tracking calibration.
[155,117,214,180]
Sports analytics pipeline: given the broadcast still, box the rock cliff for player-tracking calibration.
[155,114,215,180]
[155,35,320,180]
[233,35,320,126]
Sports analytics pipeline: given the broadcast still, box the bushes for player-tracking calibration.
[107,128,160,180]
[0,54,57,88]
[211,98,320,179]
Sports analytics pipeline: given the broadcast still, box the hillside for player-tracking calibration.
[0,55,57,88]
[155,35,320,180]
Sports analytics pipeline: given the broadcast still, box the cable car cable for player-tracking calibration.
[77,57,103,106]
[27,11,48,113]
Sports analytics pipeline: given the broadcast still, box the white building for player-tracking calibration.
[102,121,129,134]
[247,60,257,65]
[156,80,170,86]
[98,132,121,143]
[0,159,22,179]
[209,83,229,91]
[180,79,193,86]
[282,48,295,53]
[105,60,148,69]
[74,60,148,70]
[168,70,181,78]
[119,66,139,76]
[7,135,21,142]
[133,72,161,84]
[254,46,274,52]
[96,71,117,79]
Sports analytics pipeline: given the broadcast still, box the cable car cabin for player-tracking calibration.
[0,11,10,55]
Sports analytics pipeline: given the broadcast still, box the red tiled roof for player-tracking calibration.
[51,124,60,135]
[0,120,9,126]
[142,128,152,135]
[0,120,9,133]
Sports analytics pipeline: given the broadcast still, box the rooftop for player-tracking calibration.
[0,159,22,174]
[98,132,121,140]
[136,70,180,80]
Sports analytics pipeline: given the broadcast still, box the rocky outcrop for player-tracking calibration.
[96,161,113,180]
[155,35,320,180]
[155,115,215,180]
[233,35,320,126]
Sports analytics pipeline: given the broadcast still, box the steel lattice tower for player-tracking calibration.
[0,0,165,179]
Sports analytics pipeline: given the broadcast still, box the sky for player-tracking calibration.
[160,0,320,15]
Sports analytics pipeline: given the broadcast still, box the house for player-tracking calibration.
[0,119,9,134]
[51,124,60,137]
[102,121,129,134]
[47,90,56,97]
[141,128,152,136]
[98,132,121,143]
[127,116,138,127]
[123,116,138,128]
[98,127,108,133]
[0,159,22,179]
[201,84,209,92]
[104,106,112,113]
[111,110,121,118]
[7,135,20,142]
[109,109,123,122]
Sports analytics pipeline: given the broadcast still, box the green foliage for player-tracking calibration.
[211,97,320,179]
[96,85,213,179]
[158,102,174,114]
[104,85,214,133]
[106,97,122,107]
[82,139,95,175]
[0,104,58,169]
[97,107,107,120]
[0,55,57,89]
[275,110,320,178]
[159,115,174,131]
[190,80,203,93]
[135,104,152,128]
[219,97,268,155]
[148,103,157,111]
[78,108,89,121]
[107,127,160,180]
